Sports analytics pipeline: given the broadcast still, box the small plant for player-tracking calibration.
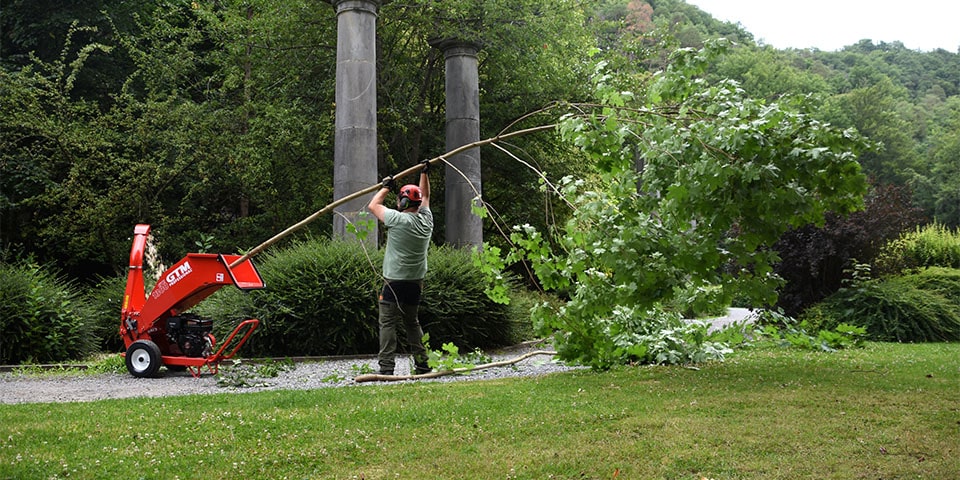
[783,324,867,352]
[86,354,127,374]
[217,360,264,388]
[255,358,295,377]
[194,233,216,253]
[752,309,867,351]
[828,323,868,348]
[841,261,873,287]
[344,215,376,244]
[216,359,294,388]
[427,342,472,372]
[463,347,492,365]
[705,321,753,348]
[472,242,511,305]
[349,363,375,376]
[9,363,59,377]
[424,334,479,373]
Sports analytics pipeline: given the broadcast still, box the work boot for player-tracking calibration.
[414,362,431,375]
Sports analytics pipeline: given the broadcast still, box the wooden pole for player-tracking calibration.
[353,349,558,383]
[229,123,557,268]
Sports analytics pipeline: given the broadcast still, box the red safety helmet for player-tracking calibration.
[398,184,422,210]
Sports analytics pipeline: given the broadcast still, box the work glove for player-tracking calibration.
[420,159,431,173]
[381,176,396,190]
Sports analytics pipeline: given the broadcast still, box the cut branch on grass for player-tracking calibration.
[353,349,558,383]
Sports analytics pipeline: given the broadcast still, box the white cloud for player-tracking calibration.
[685,0,960,52]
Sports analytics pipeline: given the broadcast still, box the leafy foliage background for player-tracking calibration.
[2,0,960,365]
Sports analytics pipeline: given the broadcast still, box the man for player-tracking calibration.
[366,160,433,375]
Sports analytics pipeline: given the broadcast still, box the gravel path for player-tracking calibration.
[0,342,575,405]
[0,310,757,405]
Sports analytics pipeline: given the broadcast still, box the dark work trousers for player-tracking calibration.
[378,300,429,375]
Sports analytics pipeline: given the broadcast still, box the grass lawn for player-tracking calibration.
[1,342,957,479]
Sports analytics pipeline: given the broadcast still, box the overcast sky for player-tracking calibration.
[685,0,960,52]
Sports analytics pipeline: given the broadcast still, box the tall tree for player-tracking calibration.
[0,24,120,271]
[0,0,155,103]
[914,96,960,226]
[1,1,338,273]
[823,75,917,184]
[711,46,832,100]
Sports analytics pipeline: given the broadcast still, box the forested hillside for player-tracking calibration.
[610,0,960,224]
[3,0,958,280]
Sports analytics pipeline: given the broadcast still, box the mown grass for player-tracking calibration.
[1,342,957,479]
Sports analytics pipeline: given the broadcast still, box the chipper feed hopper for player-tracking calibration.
[120,224,265,377]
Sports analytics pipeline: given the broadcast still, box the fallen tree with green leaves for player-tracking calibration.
[481,41,869,369]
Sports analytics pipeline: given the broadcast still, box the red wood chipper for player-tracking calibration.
[120,224,265,377]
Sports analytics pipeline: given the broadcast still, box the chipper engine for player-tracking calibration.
[119,224,265,377]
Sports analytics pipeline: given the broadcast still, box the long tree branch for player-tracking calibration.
[353,349,559,383]
[229,122,558,268]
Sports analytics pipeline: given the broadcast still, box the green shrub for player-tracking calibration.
[759,316,868,352]
[85,275,127,353]
[504,288,545,342]
[801,268,960,342]
[0,261,97,364]
[875,223,960,274]
[902,267,960,303]
[199,239,520,357]
[201,239,381,357]
[420,246,516,349]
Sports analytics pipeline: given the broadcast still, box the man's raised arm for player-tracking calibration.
[419,160,431,210]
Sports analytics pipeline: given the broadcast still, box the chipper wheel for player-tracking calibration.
[125,340,163,378]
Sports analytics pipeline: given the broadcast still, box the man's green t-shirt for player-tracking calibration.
[382,206,433,280]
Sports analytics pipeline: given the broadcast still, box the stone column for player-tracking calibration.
[331,0,380,244]
[430,38,483,250]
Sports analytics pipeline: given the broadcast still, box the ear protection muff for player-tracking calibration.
[397,184,422,211]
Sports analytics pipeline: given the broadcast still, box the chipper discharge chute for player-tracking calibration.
[119,224,265,377]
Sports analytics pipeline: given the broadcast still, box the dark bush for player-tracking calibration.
[774,182,924,316]
[801,268,960,342]
[199,239,521,357]
[0,261,97,364]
